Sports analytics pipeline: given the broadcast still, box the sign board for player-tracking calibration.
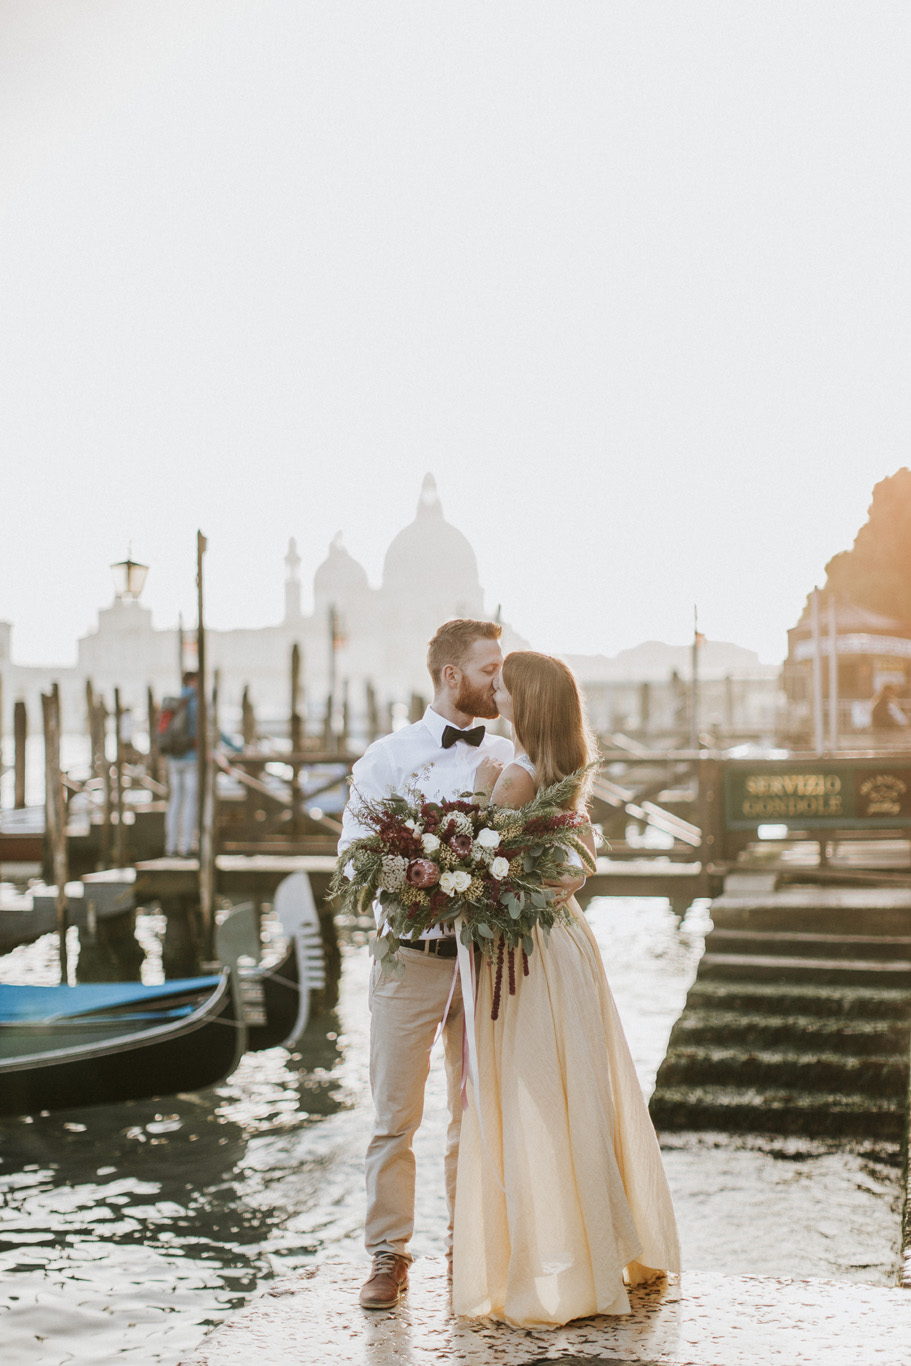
[723,760,911,830]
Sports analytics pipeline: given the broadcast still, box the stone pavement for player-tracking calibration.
[180,1257,911,1366]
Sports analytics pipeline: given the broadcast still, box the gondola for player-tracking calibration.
[0,875,325,1118]
[0,970,244,1117]
[240,870,327,1051]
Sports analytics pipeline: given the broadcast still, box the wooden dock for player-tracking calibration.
[133,853,338,903]
[129,853,709,905]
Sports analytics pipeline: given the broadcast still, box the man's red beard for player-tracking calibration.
[455,678,499,720]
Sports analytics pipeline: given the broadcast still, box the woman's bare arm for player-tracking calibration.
[490,763,537,808]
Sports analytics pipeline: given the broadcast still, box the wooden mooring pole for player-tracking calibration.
[409,692,425,725]
[147,686,161,785]
[241,685,256,749]
[196,531,215,961]
[89,693,113,869]
[365,680,380,743]
[42,685,69,982]
[13,699,27,809]
[198,673,218,963]
[290,643,303,834]
[196,531,208,856]
[113,687,126,866]
[341,678,350,750]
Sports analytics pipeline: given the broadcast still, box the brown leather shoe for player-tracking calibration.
[359,1252,410,1309]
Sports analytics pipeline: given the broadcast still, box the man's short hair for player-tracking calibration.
[427,619,502,687]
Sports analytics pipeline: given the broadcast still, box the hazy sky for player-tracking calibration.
[2,2,909,668]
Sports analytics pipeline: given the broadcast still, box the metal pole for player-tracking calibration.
[827,595,838,753]
[810,587,825,756]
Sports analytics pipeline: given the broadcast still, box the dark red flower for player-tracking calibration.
[449,833,473,857]
[406,858,440,889]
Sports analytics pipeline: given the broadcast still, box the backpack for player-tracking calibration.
[158,695,194,756]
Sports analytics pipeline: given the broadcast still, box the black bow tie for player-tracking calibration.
[441,724,486,750]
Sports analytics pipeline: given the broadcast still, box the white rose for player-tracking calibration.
[439,870,457,895]
[490,857,510,880]
[476,827,500,849]
[421,833,440,853]
[451,869,471,893]
[404,818,423,834]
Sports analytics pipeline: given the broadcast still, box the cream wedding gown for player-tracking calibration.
[452,874,681,1326]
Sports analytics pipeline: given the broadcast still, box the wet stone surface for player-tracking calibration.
[181,1257,911,1366]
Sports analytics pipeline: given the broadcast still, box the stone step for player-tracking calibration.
[671,1010,911,1055]
[708,888,911,939]
[655,1046,907,1096]
[685,978,911,1019]
[698,952,911,987]
[648,1084,905,1138]
[707,927,911,960]
[710,904,911,937]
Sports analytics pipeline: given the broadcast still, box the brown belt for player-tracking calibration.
[403,937,459,958]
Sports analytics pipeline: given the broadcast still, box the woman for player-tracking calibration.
[452,651,680,1327]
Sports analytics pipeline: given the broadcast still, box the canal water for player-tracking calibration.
[0,897,902,1365]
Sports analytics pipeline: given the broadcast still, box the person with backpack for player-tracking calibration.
[162,671,199,858]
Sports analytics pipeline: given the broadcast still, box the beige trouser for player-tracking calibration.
[365,945,466,1259]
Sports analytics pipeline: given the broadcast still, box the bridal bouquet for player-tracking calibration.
[332,767,598,1016]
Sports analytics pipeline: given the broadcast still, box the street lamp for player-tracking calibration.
[110,553,149,600]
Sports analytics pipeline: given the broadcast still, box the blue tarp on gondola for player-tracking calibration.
[0,977,222,1022]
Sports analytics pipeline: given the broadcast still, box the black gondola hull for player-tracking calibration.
[0,974,243,1118]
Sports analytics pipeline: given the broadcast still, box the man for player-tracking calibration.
[872,683,909,735]
[164,670,199,858]
[338,619,513,1309]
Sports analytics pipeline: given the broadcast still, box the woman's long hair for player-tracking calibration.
[502,651,598,808]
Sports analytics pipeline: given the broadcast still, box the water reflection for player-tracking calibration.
[0,939,364,1365]
[1,1046,345,1267]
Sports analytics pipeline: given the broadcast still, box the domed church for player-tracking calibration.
[297,474,511,708]
[64,474,522,727]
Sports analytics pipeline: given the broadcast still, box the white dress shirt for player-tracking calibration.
[339,706,514,936]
